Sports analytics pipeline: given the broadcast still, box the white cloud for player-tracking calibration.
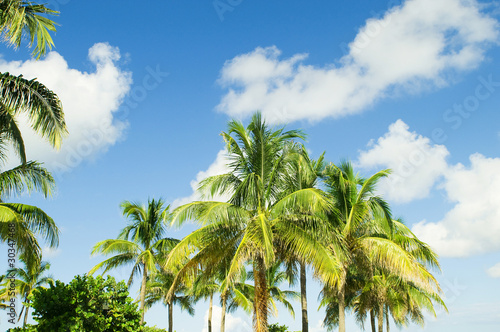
[357,119,449,203]
[0,43,132,174]
[487,263,500,278]
[358,121,500,258]
[413,154,500,257]
[172,150,230,208]
[201,305,252,332]
[216,0,498,123]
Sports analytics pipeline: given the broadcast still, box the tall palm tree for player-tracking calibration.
[0,0,59,59]
[166,113,338,332]
[0,258,53,327]
[281,144,326,332]
[89,198,177,324]
[322,161,441,332]
[144,270,195,332]
[0,0,64,276]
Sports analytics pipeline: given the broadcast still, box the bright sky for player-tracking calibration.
[1,0,500,331]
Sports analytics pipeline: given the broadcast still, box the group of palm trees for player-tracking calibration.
[89,113,447,332]
[0,2,446,332]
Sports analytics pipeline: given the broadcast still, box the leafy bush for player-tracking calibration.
[142,326,168,332]
[268,323,289,332]
[23,275,141,332]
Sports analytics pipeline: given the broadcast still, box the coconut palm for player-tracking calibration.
[356,219,447,332]
[166,113,338,332]
[0,160,59,267]
[0,258,53,327]
[281,144,326,332]
[145,270,195,332]
[89,198,177,324]
[0,1,66,153]
[322,161,441,332]
[0,0,59,59]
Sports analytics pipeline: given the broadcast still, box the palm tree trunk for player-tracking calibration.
[300,262,308,332]
[378,304,383,332]
[208,293,213,332]
[254,256,269,332]
[221,293,227,332]
[140,265,148,324]
[385,305,390,332]
[23,304,29,327]
[370,309,376,332]
[168,302,173,332]
[338,271,347,332]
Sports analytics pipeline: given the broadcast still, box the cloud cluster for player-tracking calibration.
[0,43,132,174]
[216,0,498,123]
[413,154,500,257]
[357,120,449,203]
[358,120,500,258]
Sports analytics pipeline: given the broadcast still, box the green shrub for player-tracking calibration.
[24,275,141,332]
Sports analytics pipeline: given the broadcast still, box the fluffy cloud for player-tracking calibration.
[357,120,449,202]
[359,120,500,258]
[413,154,500,257]
[0,43,132,174]
[216,0,498,123]
[172,150,230,208]
[201,306,252,332]
[487,263,500,278]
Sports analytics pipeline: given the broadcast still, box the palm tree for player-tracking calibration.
[0,258,53,327]
[89,198,177,324]
[0,0,64,276]
[0,160,59,267]
[281,144,326,332]
[0,0,59,59]
[145,270,195,332]
[166,113,338,332]
[322,161,442,332]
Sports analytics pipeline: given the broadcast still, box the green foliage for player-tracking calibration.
[268,323,289,332]
[7,324,37,331]
[0,0,59,58]
[142,326,168,332]
[27,274,141,332]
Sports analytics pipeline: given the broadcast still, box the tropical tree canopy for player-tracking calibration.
[90,198,178,324]
[0,0,59,59]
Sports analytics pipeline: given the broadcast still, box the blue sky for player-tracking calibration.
[1,0,500,331]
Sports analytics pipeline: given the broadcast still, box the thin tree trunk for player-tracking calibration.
[220,293,227,332]
[378,304,384,332]
[23,304,29,327]
[254,257,268,332]
[385,305,390,332]
[338,271,347,332]
[140,265,148,324]
[208,293,213,332]
[370,309,376,332]
[168,302,173,332]
[300,262,308,332]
